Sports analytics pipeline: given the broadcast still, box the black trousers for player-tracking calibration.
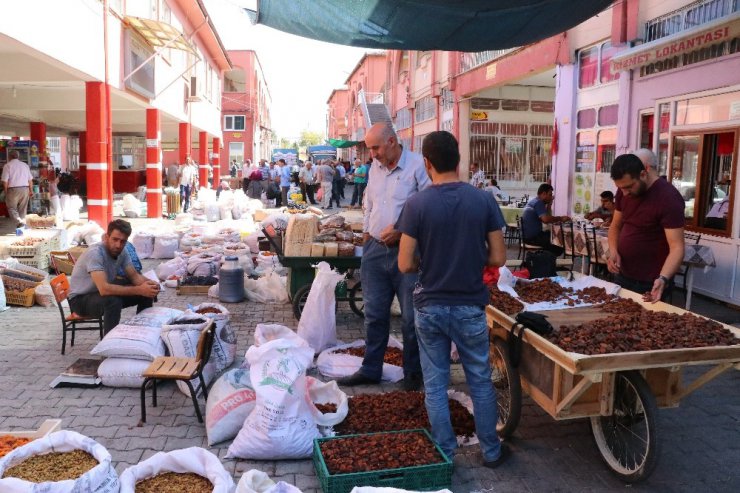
[523,231,564,256]
[69,292,153,333]
[301,183,316,204]
[351,182,366,206]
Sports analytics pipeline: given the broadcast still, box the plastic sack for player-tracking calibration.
[155,256,187,281]
[237,469,303,493]
[253,323,310,348]
[205,368,256,446]
[34,282,55,307]
[350,488,452,493]
[98,357,151,388]
[297,262,344,353]
[151,233,179,259]
[220,205,233,221]
[122,193,141,212]
[260,213,289,231]
[306,376,349,427]
[208,283,219,298]
[245,272,289,304]
[175,212,193,227]
[161,313,214,396]
[0,275,7,313]
[80,221,104,246]
[226,337,318,459]
[206,203,221,222]
[0,430,119,493]
[132,231,155,259]
[192,302,237,374]
[119,447,234,493]
[316,337,404,383]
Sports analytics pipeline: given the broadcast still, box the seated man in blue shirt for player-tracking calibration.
[520,183,568,256]
[396,130,510,468]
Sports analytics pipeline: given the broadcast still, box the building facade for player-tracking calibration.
[0,0,230,223]
[219,50,272,172]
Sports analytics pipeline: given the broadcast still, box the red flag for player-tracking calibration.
[551,118,559,156]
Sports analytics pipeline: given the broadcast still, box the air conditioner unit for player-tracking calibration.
[187,76,201,102]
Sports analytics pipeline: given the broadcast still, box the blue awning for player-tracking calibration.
[245,1,614,51]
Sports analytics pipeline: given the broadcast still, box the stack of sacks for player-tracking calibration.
[93,307,183,387]
[131,231,155,259]
[161,312,218,396]
[188,252,222,277]
[151,232,180,259]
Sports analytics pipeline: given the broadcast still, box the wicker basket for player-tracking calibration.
[5,288,36,307]
[50,251,75,275]
[1,274,42,292]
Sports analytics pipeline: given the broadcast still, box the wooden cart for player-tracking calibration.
[486,289,740,483]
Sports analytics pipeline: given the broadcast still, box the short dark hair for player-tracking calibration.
[491,179,498,187]
[9,150,19,159]
[610,154,645,180]
[278,158,286,164]
[600,190,614,201]
[421,131,460,173]
[107,219,132,238]
[537,183,554,195]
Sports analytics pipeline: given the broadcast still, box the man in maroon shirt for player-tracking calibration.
[607,153,685,302]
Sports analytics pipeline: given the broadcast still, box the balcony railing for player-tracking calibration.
[644,0,738,43]
[459,48,516,73]
[357,90,384,106]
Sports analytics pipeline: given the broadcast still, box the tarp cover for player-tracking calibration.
[246,1,614,52]
[327,139,362,148]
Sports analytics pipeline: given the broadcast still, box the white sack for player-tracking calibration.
[119,447,234,493]
[237,469,303,493]
[151,233,179,259]
[192,302,237,374]
[244,272,288,304]
[226,338,318,459]
[306,377,349,428]
[99,358,151,388]
[0,430,119,493]
[316,337,404,383]
[155,256,187,281]
[253,324,310,348]
[297,262,344,353]
[205,368,256,446]
[161,313,214,396]
[132,231,155,259]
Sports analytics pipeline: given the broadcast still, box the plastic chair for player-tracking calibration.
[139,321,216,423]
[49,274,104,355]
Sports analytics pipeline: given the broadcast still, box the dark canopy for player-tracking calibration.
[245,1,614,52]
[327,138,362,148]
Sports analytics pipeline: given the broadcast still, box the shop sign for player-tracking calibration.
[232,133,242,138]
[486,63,497,80]
[146,139,158,148]
[505,138,523,153]
[611,16,740,72]
[471,111,488,121]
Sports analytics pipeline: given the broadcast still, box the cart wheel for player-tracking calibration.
[490,337,522,437]
[590,371,659,483]
[348,282,364,318]
[292,284,312,320]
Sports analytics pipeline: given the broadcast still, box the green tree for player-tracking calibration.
[298,129,323,147]
[278,137,292,149]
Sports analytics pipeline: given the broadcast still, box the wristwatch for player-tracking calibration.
[657,275,670,284]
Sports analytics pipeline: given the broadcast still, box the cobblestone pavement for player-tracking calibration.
[0,256,738,491]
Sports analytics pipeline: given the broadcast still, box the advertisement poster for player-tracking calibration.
[572,173,594,216]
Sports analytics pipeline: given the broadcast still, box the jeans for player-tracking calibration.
[179,184,191,212]
[69,292,154,333]
[359,238,421,379]
[414,304,502,461]
[351,182,366,207]
[281,186,289,207]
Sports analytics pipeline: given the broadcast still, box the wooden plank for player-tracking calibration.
[556,375,597,415]
[520,379,558,418]
[598,372,614,416]
[673,363,733,401]
[535,306,612,330]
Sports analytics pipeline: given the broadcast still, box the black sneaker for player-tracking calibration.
[402,373,424,391]
[483,443,511,469]
[337,371,380,386]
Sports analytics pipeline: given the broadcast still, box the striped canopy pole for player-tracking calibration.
[199,131,209,189]
[212,137,221,186]
[85,81,109,226]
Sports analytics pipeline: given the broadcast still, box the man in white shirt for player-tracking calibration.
[1,150,34,227]
[178,157,196,212]
[470,162,485,188]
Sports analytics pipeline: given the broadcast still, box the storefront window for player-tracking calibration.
[676,91,740,126]
[229,142,244,164]
[600,42,621,83]
[597,129,617,174]
[113,136,145,171]
[578,46,599,89]
[698,132,735,232]
[671,135,700,221]
[658,103,671,176]
[577,108,596,129]
[598,105,619,126]
[639,112,654,150]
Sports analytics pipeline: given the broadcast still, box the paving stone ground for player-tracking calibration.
[1,219,739,492]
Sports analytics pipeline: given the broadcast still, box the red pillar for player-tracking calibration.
[198,131,208,188]
[212,137,221,186]
[105,83,113,224]
[146,108,162,218]
[29,122,47,157]
[179,122,191,164]
[85,82,110,225]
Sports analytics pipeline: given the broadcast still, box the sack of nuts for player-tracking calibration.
[0,430,119,492]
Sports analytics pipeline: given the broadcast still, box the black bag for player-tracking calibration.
[508,311,554,368]
[524,250,557,278]
[266,182,280,200]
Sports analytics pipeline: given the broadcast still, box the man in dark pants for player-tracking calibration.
[337,123,430,391]
[520,183,569,256]
[608,153,685,302]
[68,219,160,333]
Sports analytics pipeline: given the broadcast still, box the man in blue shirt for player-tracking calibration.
[520,183,569,255]
[278,158,292,207]
[396,130,510,468]
[350,158,368,208]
